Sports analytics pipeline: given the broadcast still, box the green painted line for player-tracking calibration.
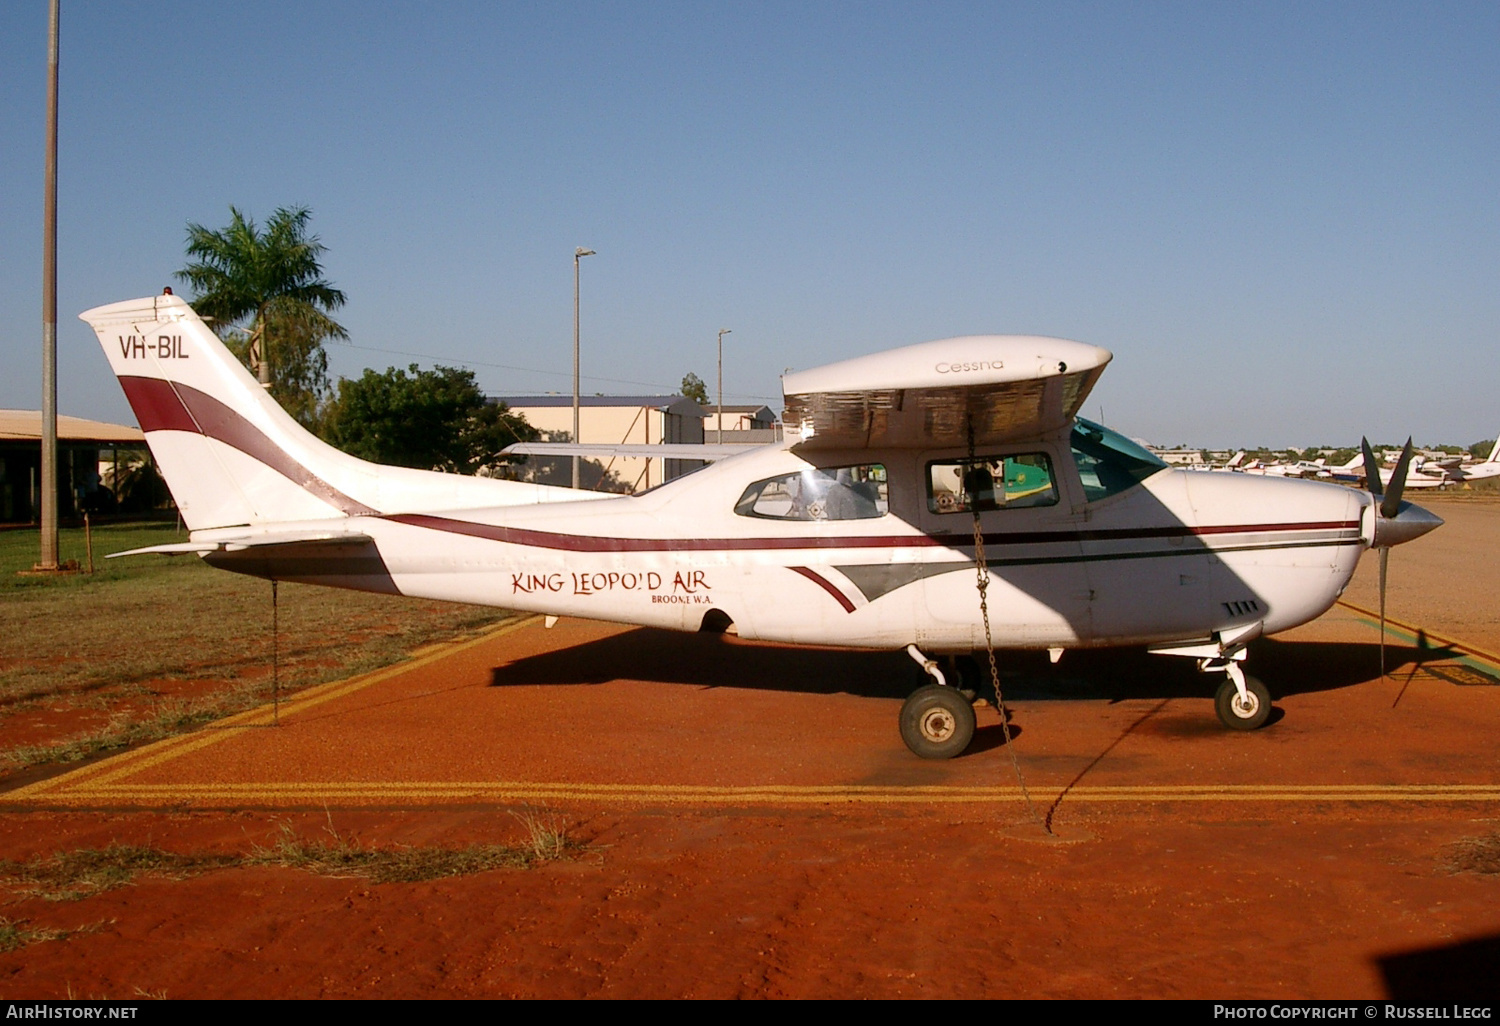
[1338,611,1500,682]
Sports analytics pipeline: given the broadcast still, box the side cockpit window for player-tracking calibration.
[927,454,1058,513]
[1070,418,1168,502]
[735,464,888,521]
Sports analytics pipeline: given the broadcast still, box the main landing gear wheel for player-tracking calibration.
[900,684,977,759]
[1214,674,1271,731]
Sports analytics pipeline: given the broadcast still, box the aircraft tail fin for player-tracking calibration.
[80,292,585,531]
[80,293,378,530]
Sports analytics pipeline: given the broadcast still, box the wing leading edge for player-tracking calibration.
[782,335,1111,449]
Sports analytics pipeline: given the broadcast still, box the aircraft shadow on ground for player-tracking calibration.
[1375,932,1500,1001]
[490,629,924,700]
[488,628,1432,704]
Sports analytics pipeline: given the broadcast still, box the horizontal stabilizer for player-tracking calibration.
[110,531,373,558]
[107,542,222,558]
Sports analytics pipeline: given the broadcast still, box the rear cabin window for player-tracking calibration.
[927,454,1058,513]
[735,464,888,521]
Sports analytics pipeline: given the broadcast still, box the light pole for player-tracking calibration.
[717,328,731,445]
[572,246,595,489]
[38,0,60,571]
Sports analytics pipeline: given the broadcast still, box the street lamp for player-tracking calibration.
[572,246,595,489]
[717,328,731,445]
[37,0,60,571]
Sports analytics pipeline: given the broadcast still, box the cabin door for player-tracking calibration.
[917,447,1091,649]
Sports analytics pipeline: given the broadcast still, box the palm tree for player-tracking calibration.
[175,206,348,397]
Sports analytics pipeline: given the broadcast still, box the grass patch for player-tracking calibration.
[0,915,110,952]
[4,683,303,772]
[0,916,71,952]
[252,814,584,883]
[1443,831,1500,875]
[0,521,513,772]
[0,844,240,901]
[513,807,574,862]
[256,831,540,883]
[1,521,186,592]
[0,816,583,899]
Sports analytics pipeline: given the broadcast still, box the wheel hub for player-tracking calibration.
[920,708,956,742]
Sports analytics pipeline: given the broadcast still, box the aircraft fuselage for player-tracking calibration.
[197,431,1369,656]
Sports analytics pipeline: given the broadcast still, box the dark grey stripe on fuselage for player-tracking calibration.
[834,536,1362,603]
[202,540,400,594]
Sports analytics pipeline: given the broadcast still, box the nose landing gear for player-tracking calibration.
[1150,622,1275,731]
[1214,667,1271,731]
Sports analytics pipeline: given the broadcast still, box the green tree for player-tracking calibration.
[175,205,348,429]
[325,364,539,474]
[681,372,709,406]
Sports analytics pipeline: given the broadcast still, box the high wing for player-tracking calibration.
[503,442,751,461]
[781,335,1112,450]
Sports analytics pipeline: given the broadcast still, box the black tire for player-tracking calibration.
[900,684,977,759]
[1215,674,1271,731]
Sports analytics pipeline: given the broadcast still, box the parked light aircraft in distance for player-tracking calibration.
[1437,439,1500,485]
[82,292,1443,758]
[1390,442,1500,485]
[1329,451,1451,490]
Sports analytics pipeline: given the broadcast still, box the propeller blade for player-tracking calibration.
[1361,437,1384,498]
[1381,437,1415,520]
[1379,545,1389,679]
[1366,437,1418,679]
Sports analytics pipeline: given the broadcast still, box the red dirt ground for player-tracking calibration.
[0,495,1496,1000]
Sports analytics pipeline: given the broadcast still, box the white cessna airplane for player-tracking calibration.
[1328,450,1451,490]
[82,292,1442,758]
[1434,439,1500,485]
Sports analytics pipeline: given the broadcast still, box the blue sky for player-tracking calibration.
[2,1,1495,448]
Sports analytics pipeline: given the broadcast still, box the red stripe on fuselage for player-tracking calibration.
[118,375,378,516]
[787,566,858,613]
[380,511,1360,553]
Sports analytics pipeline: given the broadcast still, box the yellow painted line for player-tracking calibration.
[9,609,1499,811]
[34,781,1500,795]
[61,727,259,792]
[1335,600,1500,669]
[3,614,542,803]
[14,781,1500,808]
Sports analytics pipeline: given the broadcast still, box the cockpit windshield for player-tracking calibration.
[1070,418,1168,502]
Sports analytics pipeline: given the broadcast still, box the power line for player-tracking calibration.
[336,340,781,403]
